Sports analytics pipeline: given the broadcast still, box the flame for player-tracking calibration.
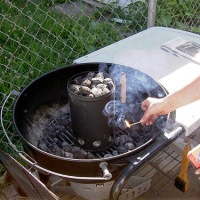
[124,120,130,128]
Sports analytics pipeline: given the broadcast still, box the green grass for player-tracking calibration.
[156,0,200,33]
[0,0,123,95]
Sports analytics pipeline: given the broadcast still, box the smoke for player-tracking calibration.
[99,63,168,130]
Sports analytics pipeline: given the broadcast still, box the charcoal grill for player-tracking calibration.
[1,62,184,200]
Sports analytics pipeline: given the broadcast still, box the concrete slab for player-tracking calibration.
[135,145,200,200]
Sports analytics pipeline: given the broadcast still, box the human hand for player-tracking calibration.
[140,97,169,126]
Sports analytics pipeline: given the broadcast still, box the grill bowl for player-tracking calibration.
[13,62,172,181]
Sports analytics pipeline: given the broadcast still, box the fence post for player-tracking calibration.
[147,0,157,28]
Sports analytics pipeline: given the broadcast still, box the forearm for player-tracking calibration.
[140,76,200,125]
[165,76,200,112]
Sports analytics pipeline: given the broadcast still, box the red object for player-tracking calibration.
[187,144,200,169]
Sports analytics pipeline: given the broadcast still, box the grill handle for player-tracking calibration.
[18,151,112,181]
[1,90,112,181]
[99,162,112,180]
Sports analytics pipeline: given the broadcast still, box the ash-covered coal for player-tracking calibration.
[69,71,114,97]
[25,104,70,147]
[24,102,154,160]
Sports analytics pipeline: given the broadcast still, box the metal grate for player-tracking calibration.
[24,103,160,160]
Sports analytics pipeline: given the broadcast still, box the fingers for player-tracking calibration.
[140,98,153,125]
[140,99,152,125]
[144,114,159,126]
[140,112,159,126]
[140,112,151,125]
[141,99,149,111]
[140,97,162,126]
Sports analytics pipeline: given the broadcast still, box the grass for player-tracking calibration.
[0,0,124,97]
[156,0,200,33]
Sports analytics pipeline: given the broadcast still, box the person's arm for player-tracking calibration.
[140,76,200,126]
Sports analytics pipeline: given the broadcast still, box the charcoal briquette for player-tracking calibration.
[69,71,114,98]
[64,152,74,158]
[104,154,113,158]
[38,141,48,152]
[87,72,95,78]
[115,135,133,146]
[102,87,110,95]
[112,150,118,156]
[69,84,81,94]
[128,131,139,140]
[73,76,83,85]
[91,87,103,97]
[79,86,91,95]
[95,72,104,79]
[82,78,91,87]
[87,152,95,159]
[125,142,135,150]
[91,77,103,84]
[117,146,128,154]
[72,147,88,159]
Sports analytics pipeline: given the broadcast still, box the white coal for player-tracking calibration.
[69,72,114,98]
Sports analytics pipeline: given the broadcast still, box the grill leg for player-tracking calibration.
[109,163,139,200]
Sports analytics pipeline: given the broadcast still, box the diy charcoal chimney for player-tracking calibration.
[67,71,115,152]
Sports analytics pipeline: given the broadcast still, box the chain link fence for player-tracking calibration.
[0,0,199,185]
